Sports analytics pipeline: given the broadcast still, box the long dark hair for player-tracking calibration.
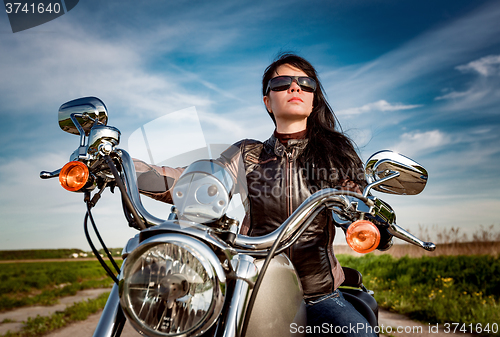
[262,53,365,188]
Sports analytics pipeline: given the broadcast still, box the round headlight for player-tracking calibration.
[120,234,226,336]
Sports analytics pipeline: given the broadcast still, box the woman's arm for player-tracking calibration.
[133,159,185,204]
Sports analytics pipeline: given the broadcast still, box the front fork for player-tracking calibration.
[93,255,129,337]
[93,282,126,337]
[216,255,259,337]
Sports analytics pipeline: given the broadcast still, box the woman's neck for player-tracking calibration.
[274,128,308,144]
[275,119,308,134]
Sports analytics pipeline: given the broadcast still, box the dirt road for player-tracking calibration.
[1,288,472,337]
[0,289,110,336]
[44,312,138,337]
[42,309,473,337]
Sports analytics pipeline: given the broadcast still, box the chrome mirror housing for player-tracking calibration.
[58,97,108,136]
[364,150,428,195]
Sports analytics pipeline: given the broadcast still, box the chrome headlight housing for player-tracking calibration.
[119,234,226,337]
[172,160,234,224]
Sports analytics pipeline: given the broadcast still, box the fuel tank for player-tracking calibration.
[245,254,306,337]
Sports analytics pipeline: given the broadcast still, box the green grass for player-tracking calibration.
[0,248,123,260]
[338,254,500,335]
[0,261,120,311]
[0,292,110,337]
[0,249,85,260]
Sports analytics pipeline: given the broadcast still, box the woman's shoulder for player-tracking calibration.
[219,138,264,163]
[233,138,265,151]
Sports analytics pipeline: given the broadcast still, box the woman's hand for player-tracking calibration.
[340,179,363,195]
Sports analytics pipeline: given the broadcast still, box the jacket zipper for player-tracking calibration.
[285,148,294,261]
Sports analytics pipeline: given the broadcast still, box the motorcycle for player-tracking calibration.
[40,97,436,337]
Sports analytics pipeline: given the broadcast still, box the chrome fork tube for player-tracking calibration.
[92,282,126,337]
[222,255,259,337]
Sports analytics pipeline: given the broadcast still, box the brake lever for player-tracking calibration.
[40,168,61,179]
[388,223,436,251]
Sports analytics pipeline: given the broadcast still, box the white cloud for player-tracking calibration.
[336,100,422,116]
[0,28,214,118]
[324,2,500,107]
[456,55,500,76]
[434,88,474,100]
[434,87,491,103]
[434,55,500,104]
[392,130,451,157]
[0,10,264,121]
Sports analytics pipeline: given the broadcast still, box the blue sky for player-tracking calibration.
[0,0,499,250]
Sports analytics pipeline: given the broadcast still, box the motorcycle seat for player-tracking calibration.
[339,267,379,330]
[340,266,363,288]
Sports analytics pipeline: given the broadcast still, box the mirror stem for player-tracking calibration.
[363,171,400,198]
[70,114,87,147]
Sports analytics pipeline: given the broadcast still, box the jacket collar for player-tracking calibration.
[264,134,309,158]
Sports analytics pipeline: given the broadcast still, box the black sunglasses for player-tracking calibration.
[266,76,317,94]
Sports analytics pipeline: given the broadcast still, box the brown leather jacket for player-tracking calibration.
[227,135,346,300]
[135,134,364,300]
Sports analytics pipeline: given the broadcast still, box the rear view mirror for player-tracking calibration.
[365,150,428,195]
[58,97,108,136]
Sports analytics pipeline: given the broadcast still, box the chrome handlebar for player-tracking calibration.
[117,149,436,252]
[41,146,436,253]
[118,150,166,227]
[233,190,371,251]
[40,169,61,179]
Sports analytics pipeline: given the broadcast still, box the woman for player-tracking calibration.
[135,53,375,336]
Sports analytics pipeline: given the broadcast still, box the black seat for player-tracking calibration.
[339,267,379,330]
[341,267,363,288]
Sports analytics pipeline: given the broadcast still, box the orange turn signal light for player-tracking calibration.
[59,161,89,192]
[346,220,381,254]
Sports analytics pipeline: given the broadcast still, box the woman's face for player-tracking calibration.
[263,64,314,132]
